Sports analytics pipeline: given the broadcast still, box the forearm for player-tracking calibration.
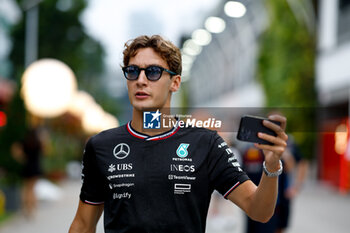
[69,216,96,233]
[247,159,281,222]
[69,219,96,233]
[69,201,103,233]
[247,173,278,222]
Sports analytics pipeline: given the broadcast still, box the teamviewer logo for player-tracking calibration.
[143,110,161,129]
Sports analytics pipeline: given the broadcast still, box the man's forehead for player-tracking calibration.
[129,48,168,67]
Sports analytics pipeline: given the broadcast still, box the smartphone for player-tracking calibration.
[236,115,281,145]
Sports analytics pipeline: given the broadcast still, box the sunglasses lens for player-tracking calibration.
[145,66,162,81]
[124,66,139,80]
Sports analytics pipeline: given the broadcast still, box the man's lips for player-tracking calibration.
[135,91,150,99]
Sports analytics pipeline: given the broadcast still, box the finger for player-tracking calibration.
[258,132,287,147]
[267,114,287,131]
[262,120,288,141]
[263,120,282,133]
[254,143,286,155]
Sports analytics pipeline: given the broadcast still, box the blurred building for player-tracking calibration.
[185,0,267,107]
[317,0,350,193]
[176,0,269,135]
[182,0,350,193]
[317,0,350,109]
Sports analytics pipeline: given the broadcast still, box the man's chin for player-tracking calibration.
[133,103,157,111]
[133,104,164,112]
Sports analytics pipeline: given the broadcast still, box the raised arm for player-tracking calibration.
[228,114,288,222]
[69,200,104,233]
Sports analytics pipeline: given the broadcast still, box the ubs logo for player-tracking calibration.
[113,143,130,159]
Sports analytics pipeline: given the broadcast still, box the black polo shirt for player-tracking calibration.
[80,122,249,233]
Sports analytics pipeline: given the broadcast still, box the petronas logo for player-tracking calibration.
[176,143,190,158]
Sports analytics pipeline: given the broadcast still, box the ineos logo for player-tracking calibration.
[170,164,195,173]
[113,143,130,159]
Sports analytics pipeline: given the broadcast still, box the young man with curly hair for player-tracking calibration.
[69,35,287,233]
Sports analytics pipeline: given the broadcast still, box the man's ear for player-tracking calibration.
[170,75,181,92]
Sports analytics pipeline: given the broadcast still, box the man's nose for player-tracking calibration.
[136,70,148,84]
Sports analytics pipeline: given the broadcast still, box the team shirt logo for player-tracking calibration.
[176,143,190,158]
[113,143,130,159]
[170,164,195,172]
[174,183,191,195]
[108,164,116,172]
[143,110,161,129]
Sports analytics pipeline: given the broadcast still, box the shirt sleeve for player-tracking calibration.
[207,132,250,199]
[79,137,106,205]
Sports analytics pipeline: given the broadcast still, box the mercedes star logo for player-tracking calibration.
[113,143,130,159]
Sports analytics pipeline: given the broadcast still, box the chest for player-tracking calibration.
[95,141,209,200]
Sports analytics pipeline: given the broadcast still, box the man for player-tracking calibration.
[69,35,288,233]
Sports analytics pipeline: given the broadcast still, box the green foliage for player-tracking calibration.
[1,0,110,183]
[257,0,317,159]
[0,91,26,185]
[42,130,83,173]
[0,212,14,224]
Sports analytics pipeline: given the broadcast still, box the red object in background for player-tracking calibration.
[0,111,7,127]
[339,119,350,194]
[319,118,350,194]
[319,130,340,187]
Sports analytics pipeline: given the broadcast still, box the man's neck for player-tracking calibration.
[131,107,174,136]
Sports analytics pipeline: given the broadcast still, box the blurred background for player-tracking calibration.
[0,0,349,232]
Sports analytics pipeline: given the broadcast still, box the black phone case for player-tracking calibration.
[236,115,281,145]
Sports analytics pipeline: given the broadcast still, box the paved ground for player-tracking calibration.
[0,179,101,233]
[287,179,350,233]
[206,179,350,233]
[0,169,349,233]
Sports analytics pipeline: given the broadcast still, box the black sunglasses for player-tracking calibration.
[122,65,177,81]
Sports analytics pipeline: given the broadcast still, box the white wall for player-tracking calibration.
[317,0,350,105]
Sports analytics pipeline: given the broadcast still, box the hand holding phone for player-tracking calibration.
[237,115,282,145]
